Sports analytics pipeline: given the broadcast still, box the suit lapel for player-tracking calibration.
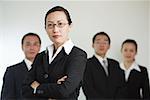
[92,56,108,77]
[21,61,29,73]
[127,69,141,83]
[93,56,103,68]
[42,51,49,74]
[51,47,67,64]
[45,48,67,75]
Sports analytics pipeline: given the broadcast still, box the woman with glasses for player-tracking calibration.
[22,6,87,100]
[119,39,150,99]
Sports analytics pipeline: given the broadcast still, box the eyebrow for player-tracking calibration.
[47,21,53,23]
[96,39,108,41]
[47,20,64,23]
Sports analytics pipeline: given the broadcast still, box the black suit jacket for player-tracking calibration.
[120,65,150,99]
[1,61,28,100]
[22,46,87,100]
[82,56,125,100]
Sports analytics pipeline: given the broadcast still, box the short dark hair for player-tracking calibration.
[121,39,138,52]
[92,32,111,44]
[44,6,72,28]
[21,32,41,45]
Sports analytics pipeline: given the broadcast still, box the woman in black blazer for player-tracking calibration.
[120,39,150,99]
[22,6,87,100]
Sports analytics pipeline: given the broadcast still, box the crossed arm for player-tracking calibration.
[31,76,68,90]
[22,50,87,98]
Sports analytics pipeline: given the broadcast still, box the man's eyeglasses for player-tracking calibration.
[47,22,68,29]
[95,41,109,45]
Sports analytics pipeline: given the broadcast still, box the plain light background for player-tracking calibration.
[0,0,149,99]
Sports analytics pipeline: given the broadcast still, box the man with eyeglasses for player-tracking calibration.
[82,32,125,99]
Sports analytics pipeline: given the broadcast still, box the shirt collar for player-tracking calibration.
[94,54,108,66]
[63,39,74,55]
[24,58,32,71]
[47,39,74,64]
[47,39,74,55]
[95,53,107,61]
[120,61,141,72]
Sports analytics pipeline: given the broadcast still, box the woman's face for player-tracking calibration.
[45,11,71,47]
[121,43,137,62]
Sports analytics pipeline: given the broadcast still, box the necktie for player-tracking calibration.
[103,60,108,76]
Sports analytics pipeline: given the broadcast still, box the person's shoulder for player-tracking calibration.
[7,61,24,70]
[72,46,86,53]
[33,51,47,64]
[86,56,98,65]
[34,50,46,60]
[4,61,24,75]
[138,65,150,78]
[107,58,119,64]
[37,50,46,56]
[138,65,148,72]
[71,46,87,55]
[87,56,95,61]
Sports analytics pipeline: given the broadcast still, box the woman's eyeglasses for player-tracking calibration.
[47,22,68,29]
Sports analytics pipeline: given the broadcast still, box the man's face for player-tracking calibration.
[93,35,110,57]
[22,35,41,61]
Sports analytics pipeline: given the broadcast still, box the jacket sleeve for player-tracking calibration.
[35,51,87,98]
[82,62,99,99]
[141,68,150,99]
[1,67,16,100]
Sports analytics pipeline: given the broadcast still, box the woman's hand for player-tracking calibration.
[31,81,40,89]
[57,76,67,84]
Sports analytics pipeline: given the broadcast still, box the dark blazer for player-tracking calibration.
[120,65,150,99]
[1,61,28,100]
[22,46,87,100]
[82,56,125,100]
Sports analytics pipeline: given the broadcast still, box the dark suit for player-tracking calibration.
[1,61,28,100]
[82,56,125,100]
[120,65,150,99]
[22,46,87,100]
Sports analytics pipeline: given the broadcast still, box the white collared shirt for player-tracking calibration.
[47,39,74,64]
[95,54,108,69]
[24,58,32,71]
[120,61,141,81]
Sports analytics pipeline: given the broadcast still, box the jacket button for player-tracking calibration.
[37,90,44,94]
[44,74,48,78]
